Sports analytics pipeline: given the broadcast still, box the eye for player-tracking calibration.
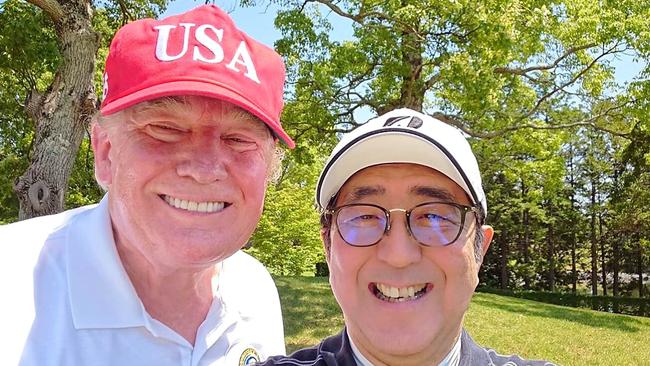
[223,135,258,151]
[415,212,459,228]
[225,136,251,143]
[342,213,384,228]
[142,123,186,142]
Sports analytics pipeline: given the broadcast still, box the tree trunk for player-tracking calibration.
[14,0,99,220]
[500,228,509,290]
[590,180,598,296]
[612,238,622,298]
[397,30,425,111]
[613,237,620,314]
[567,148,578,295]
[638,237,645,297]
[599,210,607,296]
[571,233,577,295]
[547,222,555,292]
[378,11,425,114]
[521,179,530,290]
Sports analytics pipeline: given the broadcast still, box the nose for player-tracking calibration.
[176,137,229,184]
[376,212,422,268]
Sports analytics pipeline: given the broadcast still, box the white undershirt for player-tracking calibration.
[349,334,461,366]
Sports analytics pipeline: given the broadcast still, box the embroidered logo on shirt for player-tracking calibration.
[238,347,260,366]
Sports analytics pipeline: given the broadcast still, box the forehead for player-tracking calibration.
[336,163,470,205]
[128,96,271,134]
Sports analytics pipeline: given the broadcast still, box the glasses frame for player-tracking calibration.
[325,201,480,247]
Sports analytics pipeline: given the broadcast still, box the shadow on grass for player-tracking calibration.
[472,293,646,333]
[274,277,344,351]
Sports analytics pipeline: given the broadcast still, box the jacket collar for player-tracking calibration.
[458,329,494,366]
[328,328,492,366]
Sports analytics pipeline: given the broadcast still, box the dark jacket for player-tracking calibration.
[259,329,556,366]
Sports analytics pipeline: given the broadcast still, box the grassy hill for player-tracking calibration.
[274,276,650,366]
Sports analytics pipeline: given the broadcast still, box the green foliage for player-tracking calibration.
[273,0,648,136]
[0,0,59,92]
[66,137,104,208]
[0,154,26,223]
[247,151,326,275]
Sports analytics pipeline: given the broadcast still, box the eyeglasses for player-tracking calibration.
[326,202,479,247]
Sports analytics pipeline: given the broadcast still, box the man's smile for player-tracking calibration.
[161,194,231,213]
[370,282,432,302]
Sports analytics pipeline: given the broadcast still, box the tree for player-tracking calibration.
[0,1,60,222]
[271,0,647,141]
[248,149,327,275]
[9,0,100,220]
[1,0,168,220]
[268,0,650,289]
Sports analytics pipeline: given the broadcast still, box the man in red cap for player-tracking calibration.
[1,5,293,365]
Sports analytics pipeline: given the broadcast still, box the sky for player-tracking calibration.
[162,0,286,48]
[162,0,355,48]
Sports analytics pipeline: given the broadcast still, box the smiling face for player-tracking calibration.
[324,163,493,365]
[92,96,276,272]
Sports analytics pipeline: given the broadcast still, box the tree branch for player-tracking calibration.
[517,43,623,122]
[494,43,597,75]
[303,0,362,23]
[303,0,414,33]
[26,0,64,23]
[117,0,135,23]
[431,101,632,139]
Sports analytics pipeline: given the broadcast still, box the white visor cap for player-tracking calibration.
[316,108,487,215]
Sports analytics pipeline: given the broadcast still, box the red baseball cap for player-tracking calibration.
[100,4,295,148]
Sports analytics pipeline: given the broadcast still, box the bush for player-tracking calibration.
[477,287,650,317]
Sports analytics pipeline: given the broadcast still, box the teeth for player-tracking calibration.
[375,283,427,302]
[163,195,226,213]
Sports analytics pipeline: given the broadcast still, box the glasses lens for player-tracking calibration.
[409,203,463,246]
[336,205,387,246]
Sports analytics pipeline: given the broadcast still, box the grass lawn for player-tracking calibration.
[274,276,650,366]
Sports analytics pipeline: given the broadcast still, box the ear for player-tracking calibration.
[480,225,494,258]
[91,122,113,188]
[320,227,332,263]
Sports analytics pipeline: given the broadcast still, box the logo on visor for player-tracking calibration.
[382,115,423,129]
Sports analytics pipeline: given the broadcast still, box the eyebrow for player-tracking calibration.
[410,185,457,202]
[342,185,386,203]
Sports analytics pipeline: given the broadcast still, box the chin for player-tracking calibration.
[163,236,240,263]
[375,329,434,354]
[358,316,443,356]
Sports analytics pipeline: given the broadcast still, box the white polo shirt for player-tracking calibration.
[0,195,285,366]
